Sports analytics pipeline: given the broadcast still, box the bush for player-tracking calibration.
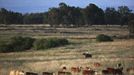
[33,38,69,50]
[0,37,69,52]
[0,36,35,52]
[96,34,113,42]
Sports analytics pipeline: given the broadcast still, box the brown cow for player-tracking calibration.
[82,70,95,75]
[42,72,53,75]
[102,67,123,75]
[58,71,72,75]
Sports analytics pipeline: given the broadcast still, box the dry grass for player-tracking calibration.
[0,25,134,75]
[0,39,134,75]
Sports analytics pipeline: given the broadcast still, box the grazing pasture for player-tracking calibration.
[0,25,134,75]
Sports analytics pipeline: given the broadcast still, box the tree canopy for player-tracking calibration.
[0,3,133,27]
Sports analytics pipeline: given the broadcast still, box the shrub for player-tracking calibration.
[8,36,35,51]
[33,39,47,50]
[33,38,69,50]
[0,36,35,52]
[96,34,113,42]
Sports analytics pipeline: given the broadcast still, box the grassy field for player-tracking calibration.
[0,25,134,75]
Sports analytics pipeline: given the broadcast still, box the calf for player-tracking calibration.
[42,72,53,75]
[26,72,38,75]
[58,71,72,75]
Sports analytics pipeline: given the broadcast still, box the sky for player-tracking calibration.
[0,0,134,13]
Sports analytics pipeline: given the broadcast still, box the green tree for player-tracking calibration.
[118,6,132,25]
[23,13,43,24]
[105,7,120,25]
[48,7,61,27]
[83,4,105,26]
[0,8,23,24]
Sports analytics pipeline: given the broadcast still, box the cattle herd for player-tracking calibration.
[8,53,134,75]
[9,63,134,75]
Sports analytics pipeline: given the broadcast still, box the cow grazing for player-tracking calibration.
[102,67,123,75]
[42,72,53,75]
[82,70,95,75]
[126,67,134,75]
[26,72,38,75]
[83,52,92,58]
[58,71,72,75]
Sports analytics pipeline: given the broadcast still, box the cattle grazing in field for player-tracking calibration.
[9,70,24,75]
[102,67,123,75]
[42,72,53,75]
[26,72,38,75]
[83,52,92,58]
[126,67,134,75]
[82,69,95,75]
[58,71,72,75]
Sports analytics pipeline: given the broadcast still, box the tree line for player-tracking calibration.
[0,3,134,27]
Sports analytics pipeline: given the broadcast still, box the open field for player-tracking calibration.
[0,25,134,75]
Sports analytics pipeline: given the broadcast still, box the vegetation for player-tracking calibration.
[96,34,113,42]
[0,36,69,52]
[0,36,35,52]
[0,3,133,27]
[33,38,69,50]
[0,26,133,75]
[0,8,23,24]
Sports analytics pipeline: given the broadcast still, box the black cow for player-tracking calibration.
[83,52,92,58]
